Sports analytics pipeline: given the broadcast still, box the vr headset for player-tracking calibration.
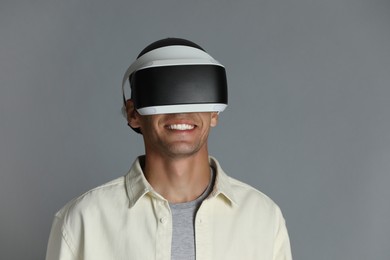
[122,38,228,116]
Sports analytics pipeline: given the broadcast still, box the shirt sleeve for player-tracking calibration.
[45,216,77,260]
[273,206,293,260]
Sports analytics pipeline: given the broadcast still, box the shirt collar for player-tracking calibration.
[125,156,154,208]
[208,156,237,206]
[125,156,237,209]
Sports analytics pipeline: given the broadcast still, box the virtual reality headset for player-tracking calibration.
[122,38,228,115]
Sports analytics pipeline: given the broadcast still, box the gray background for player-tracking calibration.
[1,0,389,259]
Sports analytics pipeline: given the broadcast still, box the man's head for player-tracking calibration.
[122,38,228,134]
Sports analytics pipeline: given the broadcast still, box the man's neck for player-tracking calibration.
[143,151,211,203]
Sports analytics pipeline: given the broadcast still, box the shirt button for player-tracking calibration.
[160,217,167,224]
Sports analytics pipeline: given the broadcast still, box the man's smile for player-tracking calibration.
[166,124,196,130]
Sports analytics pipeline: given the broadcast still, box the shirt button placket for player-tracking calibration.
[155,199,171,260]
[195,202,212,260]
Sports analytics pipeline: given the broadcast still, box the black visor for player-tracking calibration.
[131,65,228,114]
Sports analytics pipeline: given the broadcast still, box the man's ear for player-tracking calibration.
[126,99,141,129]
[210,112,219,127]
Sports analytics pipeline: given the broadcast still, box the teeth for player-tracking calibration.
[168,124,195,130]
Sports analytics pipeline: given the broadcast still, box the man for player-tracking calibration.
[46,38,292,260]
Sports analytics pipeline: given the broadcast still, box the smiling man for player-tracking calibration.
[46,38,292,260]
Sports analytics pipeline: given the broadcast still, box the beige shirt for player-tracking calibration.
[46,156,292,260]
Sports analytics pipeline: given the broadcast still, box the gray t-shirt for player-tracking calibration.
[169,168,215,260]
